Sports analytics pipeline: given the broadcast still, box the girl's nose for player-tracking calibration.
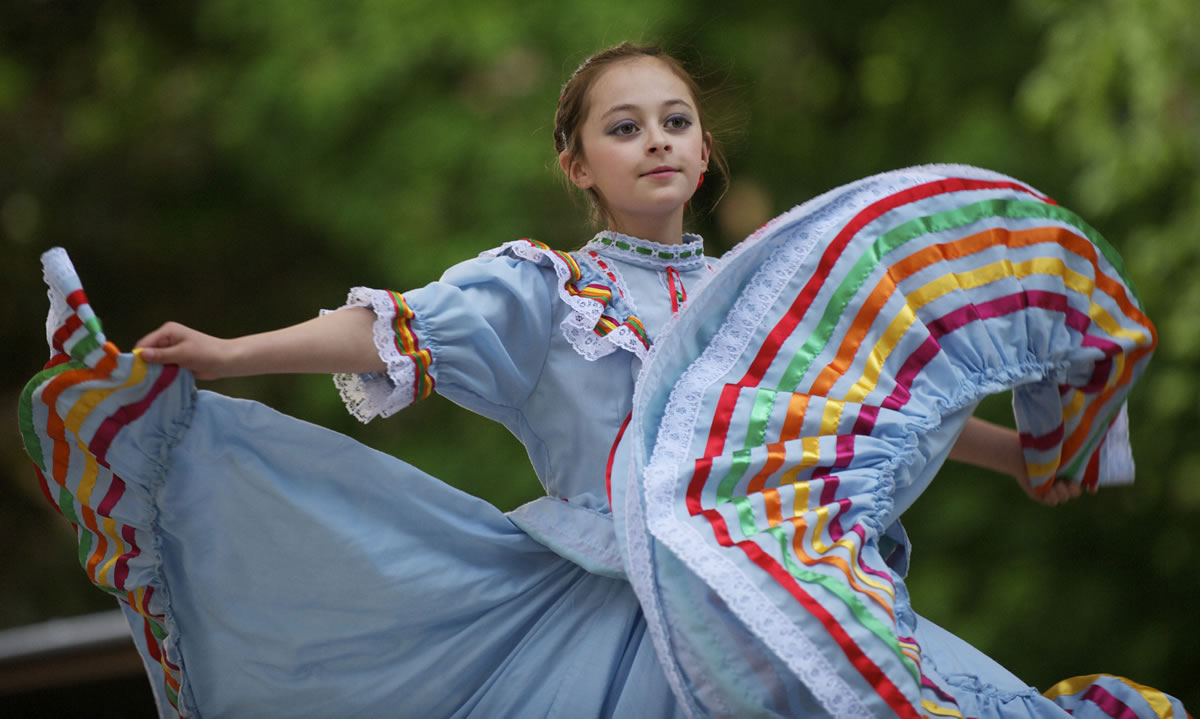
[647,129,671,153]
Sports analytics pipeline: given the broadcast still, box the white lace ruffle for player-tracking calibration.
[324,288,419,423]
[482,240,648,362]
[42,247,83,357]
[626,168,974,717]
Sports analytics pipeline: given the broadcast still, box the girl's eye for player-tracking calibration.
[610,121,639,136]
[665,115,693,130]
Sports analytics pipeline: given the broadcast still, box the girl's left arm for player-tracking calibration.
[949,416,1086,506]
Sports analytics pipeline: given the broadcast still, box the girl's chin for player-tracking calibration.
[635,189,692,208]
[612,201,689,220]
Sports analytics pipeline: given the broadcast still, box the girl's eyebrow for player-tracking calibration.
[602,98,694,119]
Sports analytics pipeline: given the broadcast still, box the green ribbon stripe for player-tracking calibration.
[68,334,103,363]
[66,486,87,558]
[17,361,79,473]
[775,199,1109,394]
[718,387,781,535]
[771,525,919,682]
[83,314,104,338]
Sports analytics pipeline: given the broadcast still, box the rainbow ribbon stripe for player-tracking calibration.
[385,290,434,401]
[19,250,189,717]
[636,170,1161,716]
[1044,674,1190,719]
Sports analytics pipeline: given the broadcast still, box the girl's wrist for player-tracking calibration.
[218,335,262,379]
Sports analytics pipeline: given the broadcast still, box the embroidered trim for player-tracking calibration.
[582,251,634,307]
[482,239,651,361]
[587,231,707,271]
[324,288,429,423]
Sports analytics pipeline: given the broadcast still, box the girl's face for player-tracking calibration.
[561,57,711,241]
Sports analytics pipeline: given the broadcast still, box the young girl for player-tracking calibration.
[22,43,1185,718]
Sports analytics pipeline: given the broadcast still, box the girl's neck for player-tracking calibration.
[606,210,685,246]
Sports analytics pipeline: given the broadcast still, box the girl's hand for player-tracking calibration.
[1014,472,1090,507]
[135,322,236,380]
[951,416,1093,507]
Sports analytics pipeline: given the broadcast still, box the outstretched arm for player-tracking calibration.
[135,307,386,380]
[949,416,1087,506]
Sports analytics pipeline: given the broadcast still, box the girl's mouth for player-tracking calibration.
[642,166,678,178]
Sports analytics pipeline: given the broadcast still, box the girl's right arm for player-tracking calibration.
[950,416,1087,506]
[135,307,386,380]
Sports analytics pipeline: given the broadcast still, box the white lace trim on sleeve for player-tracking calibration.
[323,287,420,423]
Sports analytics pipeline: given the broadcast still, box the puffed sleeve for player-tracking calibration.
[329,254,554,423]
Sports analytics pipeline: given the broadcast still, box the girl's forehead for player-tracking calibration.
[587,58,696,116]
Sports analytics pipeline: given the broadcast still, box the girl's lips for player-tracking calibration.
[641,166,678,178]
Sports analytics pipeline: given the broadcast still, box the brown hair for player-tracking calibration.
[553,42,729,226]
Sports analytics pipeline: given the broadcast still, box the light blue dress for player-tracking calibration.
[20,166,1187,718]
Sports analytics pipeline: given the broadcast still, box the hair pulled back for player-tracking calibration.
[553,42,728,224]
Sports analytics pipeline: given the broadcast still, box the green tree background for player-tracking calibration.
[2,0,1196,708]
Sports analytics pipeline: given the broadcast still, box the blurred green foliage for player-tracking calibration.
[2,0,1196,708]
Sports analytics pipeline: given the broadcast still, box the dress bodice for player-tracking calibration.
[335,231,714,509]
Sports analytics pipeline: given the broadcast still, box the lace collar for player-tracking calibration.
[584,231,706,271]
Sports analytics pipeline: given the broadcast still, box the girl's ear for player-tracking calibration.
[701,131,712,172]
[559,150,593,190]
